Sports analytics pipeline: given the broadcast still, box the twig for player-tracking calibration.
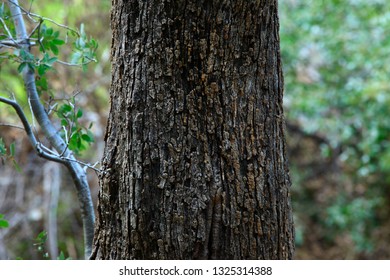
[28,19,42,40]
[0,17,15,41]
[6,0,95,259]
[59,157,102,173]
[8,0,80,36]
[0,39,37,49]
[56,57,97,67]
[0,96,66,164]
[0,123,25,130]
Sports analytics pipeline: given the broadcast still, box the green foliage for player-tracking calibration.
[33,230,71,260]
[0,3,14,41]
[39,24,65,56]
[325,196,382,252]
[71,24,99,72]
[17,49,36,73]
[57,251,70,260]
[0,2,97,156]
[34,231,49,259]
[280,0,390,256]
[280,0,390,176]
[56,97,94,155]
[0,138,6,157]
[0,138,22,172]
[0,214,9,228]
[1,0,108,260]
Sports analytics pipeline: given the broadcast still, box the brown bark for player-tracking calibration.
[92,0,294,259]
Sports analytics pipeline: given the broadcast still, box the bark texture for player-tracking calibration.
[92,0,294,259]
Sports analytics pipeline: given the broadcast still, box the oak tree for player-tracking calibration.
[92,0,294,259]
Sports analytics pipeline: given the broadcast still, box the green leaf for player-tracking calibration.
[38,64,50,76]
[0,138,6,155]
[57,251,65,260]
[36,76,48,91]
[70,52,82,64]
[70,126,79,133]
[91,39,98,49]
[58,104,72,116]
[79,23,86,37]
[0,3,5,18]
[0,219,9,228]
[17,62,27,73]
[40,24,47,34]
[19,49,35,61]
[68,135,79,152]
[64,104,73,112]
[68,29,78,37]
[53,39,65,45]
[48,57,58,65]
[0,214,9,228]
[27,63,35,72]
[82,62,88,72]
[36,231,48,243]
[50,44,59,56]
[46,27,53,36]
[77,37,86,49]
[9,142,15,157]
[61,119,69,127]
[81,133,93,143]
[76,108,83,118]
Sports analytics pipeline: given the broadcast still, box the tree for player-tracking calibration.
[0,0,98,259]
[92,0,294,259]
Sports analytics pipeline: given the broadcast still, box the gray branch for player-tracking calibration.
[0,96,66,164]
[6,0,95,259]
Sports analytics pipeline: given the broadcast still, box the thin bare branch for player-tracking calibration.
[0,17,15,40]
[60,157,102,173]
[0,96,66,164]
[56,57,97,67]
[8,0,80,36]
[0,123,25,130]
[28,19,42,39]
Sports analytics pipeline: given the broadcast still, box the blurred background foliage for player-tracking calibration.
[281,0,390,258]
[1,0,390,259]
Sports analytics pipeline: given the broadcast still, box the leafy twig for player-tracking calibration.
[6,0,95,259]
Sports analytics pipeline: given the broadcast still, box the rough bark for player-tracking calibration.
[92,0,294,259]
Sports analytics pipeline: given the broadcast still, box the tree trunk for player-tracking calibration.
[92,0,294,259]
